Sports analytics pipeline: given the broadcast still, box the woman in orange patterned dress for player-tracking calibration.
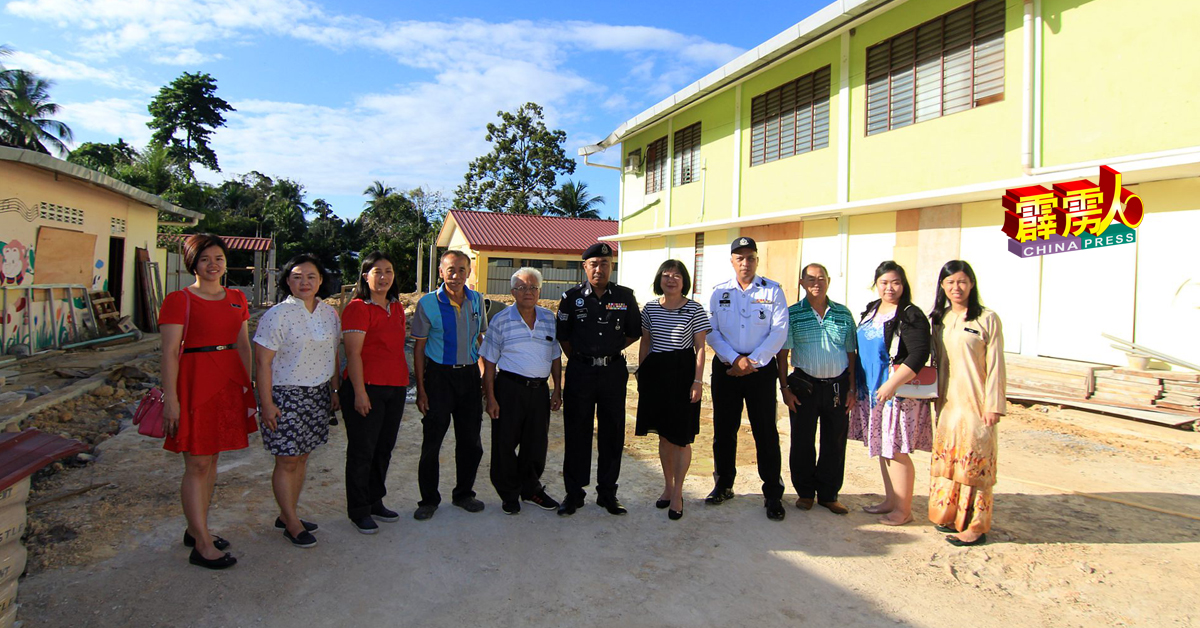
[927,260,1005,547]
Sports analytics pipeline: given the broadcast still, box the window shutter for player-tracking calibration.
[673,123,701,187]
[750,93,768,166]
[973,0,1006,103]
[749,65,832,164]
[693,232,705,297]
[888,30,916,130]
[914,21,944,122]
[645,136,668,194]
[866,44,891,136]
[811,66,832,150]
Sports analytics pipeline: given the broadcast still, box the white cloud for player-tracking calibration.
[3,50,156,93]
[57,97,154,147]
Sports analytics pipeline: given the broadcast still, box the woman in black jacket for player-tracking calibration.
[849,261,933,526]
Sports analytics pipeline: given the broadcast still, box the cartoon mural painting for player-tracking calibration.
[0,239,32,285]
[92,259,106,291]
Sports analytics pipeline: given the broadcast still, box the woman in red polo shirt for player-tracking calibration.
[159,233,258,570]
[340,251,411,534]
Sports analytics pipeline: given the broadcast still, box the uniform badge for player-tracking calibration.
[575,298,584,307]
[558,311,568,320]
[722,292,729,299]
[739,238,749,246]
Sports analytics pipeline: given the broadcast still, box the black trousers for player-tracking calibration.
[341,384,406,520]
[789,367,851,503]
[710,358,784,500]
[417,362,484,507]
[562,360,628,501]
[490,372,551,503]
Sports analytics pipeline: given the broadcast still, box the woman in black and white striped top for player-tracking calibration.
[635,259,711,520]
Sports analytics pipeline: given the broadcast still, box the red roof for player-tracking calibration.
[444,210,618,256]
[157,233,274,252]
[0,429,88,492]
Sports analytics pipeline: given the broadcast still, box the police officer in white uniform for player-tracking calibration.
[705,236,790,520]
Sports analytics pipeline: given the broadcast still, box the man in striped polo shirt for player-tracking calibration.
[481,267,563,515]
[778,262,857,515]
[412,250,489,520]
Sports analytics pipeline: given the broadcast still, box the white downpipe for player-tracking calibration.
[699,158,708,222]
[664,117,673,230]
[837,31,851,204]
[1021,0,1034,174]
[1033,0,1043,169]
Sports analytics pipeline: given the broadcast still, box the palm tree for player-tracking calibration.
[0,69,74,156]
[363,180,396,208]
[552,180,605,219]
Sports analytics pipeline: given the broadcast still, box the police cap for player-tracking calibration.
[582,242,614,260]
[730,236,757,253]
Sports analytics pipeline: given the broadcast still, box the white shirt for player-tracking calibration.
[253,296,341,387]
[480,304,561,379]
[706,275,789,367]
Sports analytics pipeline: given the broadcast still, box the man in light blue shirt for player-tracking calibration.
[706,236,789,521]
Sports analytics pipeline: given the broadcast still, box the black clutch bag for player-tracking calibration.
[786,371,813,397]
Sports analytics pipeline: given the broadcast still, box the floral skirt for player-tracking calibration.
[849,396,933,458]
[261,383,332,457]
[928,475,993,534]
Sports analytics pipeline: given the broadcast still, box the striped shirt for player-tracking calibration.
[783,298,858,378]
[641,299,711,353]
[411,286,488,366]
[480,305,561,379]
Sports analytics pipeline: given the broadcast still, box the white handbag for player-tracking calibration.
[888,312,938,400]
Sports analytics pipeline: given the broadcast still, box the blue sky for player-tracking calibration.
[1,0,828,221]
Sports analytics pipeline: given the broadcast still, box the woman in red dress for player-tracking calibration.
[160,234,258,569]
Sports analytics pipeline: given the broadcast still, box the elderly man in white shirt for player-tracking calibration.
[705,236,790,521]
[481,267,564,515]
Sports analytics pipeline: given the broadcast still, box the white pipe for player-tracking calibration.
[1021,0,1034,174]
[699,158,708,222]
[665,117,674,229]
[1033,0,1043,169]
[837,31,851,203]
[582,153,621,171]
[731,84,742,218]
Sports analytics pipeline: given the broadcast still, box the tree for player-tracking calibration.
[552,180,605,219]
[0,69,74,156]
[454,102,576,215]
[146,72,234,174]
[68,139,139,174]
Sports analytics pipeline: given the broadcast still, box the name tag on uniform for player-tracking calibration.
[718,299,730,306]
[544,336,554,341]
[963,327,981,336]
[605,303,627,310]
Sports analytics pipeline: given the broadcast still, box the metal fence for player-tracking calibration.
[485,263,583,297]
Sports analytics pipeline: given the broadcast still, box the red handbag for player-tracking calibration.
[133,292,190,438]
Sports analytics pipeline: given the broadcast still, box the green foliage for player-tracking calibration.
[146,72,234,174]
[0,68,74,156]
[67,139,139,175]
[551,180,605,219]
[454,102,576,215]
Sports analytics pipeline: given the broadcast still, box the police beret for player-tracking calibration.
[730,236,757,253]
[582,242,614,259]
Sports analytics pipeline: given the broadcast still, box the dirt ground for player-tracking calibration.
[9,338,1200,627]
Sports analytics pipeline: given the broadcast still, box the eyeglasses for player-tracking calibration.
[513,285,541,293]
[660,273,683,281]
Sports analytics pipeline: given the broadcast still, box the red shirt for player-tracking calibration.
[341,298,410,387]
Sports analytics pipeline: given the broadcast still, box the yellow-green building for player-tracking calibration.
[584,0,1200,367]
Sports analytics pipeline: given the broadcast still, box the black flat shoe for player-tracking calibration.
[188,548,237,570]
[705,487,734,505]
[946,533,987,547]
[934,524,958,534]
[668,508,683,521]
[183,531,229,551]
[596,496,627,516]
[655,499,670,509]
[274,517,319,532]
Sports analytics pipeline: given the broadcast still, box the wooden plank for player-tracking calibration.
[1156,402,1200,414]
[1117,368,1200,382]
[1094,372,1164,385]
[1009,393,1200,427]
[1006,354,1103,376]
[32,227,97,285]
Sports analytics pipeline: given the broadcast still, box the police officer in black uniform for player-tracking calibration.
[556,242,641,516]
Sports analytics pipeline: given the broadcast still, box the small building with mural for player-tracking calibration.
[0,147,201,353]
[435,210,619,296]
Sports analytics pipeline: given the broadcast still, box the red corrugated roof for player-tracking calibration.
[157,234,274,252]
[0,429,88,492]
[445,210,619,256]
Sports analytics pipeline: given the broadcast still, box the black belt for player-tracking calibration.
[573,353,624,367]
[498,370,547,388]
[182,344,235,354]
[425,360,475,371]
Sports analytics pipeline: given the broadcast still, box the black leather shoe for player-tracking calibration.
[557,495,584,517]
[183,531,229,551]
[189,548,237,570]
[370,505,401,522]
[655,499,670,509]
[765,499,786,521]
[705,487,734,505]
[668,508,683,521]
[274,517,319,532]
[596,496,627,516]
[413,504,438,521]
[452,497,486,513]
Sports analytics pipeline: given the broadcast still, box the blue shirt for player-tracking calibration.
[783,298,857,378]
[411,286,488,366]
[480,305,561,379]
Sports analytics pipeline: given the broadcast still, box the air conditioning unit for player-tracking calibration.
[624,152,642,174]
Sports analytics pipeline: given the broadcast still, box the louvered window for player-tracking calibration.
[750,65,831,167]
[673,123,701,187]
[866,0,1005,136]
[645,136,669,194]
[693,232,705,297]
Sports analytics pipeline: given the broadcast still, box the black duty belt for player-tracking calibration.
[498,370,547,388]
[573,353,624,367]
[425,360,475,370]
[182,344,235,354]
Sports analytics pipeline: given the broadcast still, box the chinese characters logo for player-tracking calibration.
[1001,166,1144,258]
